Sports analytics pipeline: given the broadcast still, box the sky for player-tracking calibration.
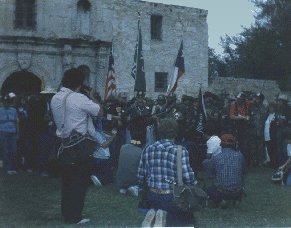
[145,0,255,54]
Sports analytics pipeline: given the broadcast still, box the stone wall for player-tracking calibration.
[103,0,208,98]
[208,77,282,102]
[0,0,208,99]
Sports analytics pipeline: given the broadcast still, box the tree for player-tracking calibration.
[208,48,227,81]
[215,0,291,89]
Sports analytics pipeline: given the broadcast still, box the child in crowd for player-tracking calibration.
[90,120,117,186]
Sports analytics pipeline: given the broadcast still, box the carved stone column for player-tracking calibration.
[17,52,32,70]
[62,44,74,71]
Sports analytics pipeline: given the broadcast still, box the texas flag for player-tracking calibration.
[167,41,185,95]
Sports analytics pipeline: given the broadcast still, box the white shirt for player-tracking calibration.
[287,144,291,157]
[264,113,275,141]
[93,131,111,159]
[51,87,100,138]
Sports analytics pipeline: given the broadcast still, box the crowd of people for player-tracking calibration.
[0,68,291,226]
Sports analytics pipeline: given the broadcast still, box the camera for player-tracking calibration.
[80,85,93,98]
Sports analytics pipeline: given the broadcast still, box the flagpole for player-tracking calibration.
[135,12,141,97]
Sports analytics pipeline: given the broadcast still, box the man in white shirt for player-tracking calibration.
[51,68,100,224]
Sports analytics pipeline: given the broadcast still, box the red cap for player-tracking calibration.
[221,134,236,145]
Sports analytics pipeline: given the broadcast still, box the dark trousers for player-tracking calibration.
[38,128,55,173]
[266,140,276,168]
[237,127,251,166]
[59,138,94,224]
[92,158,113,185]
[110,128,126,169]
[61,163,90,223]
[206,185,243,204]
[148,191,194,227]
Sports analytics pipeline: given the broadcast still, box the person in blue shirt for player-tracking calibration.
[204,134,246,208]
[0,93,18,175]
[90,120,117,186]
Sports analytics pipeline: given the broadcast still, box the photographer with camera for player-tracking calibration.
[51,68,100,224]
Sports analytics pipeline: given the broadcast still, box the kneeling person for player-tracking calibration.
[116,132,144,196]
[205,134,245,207]
[137,119,197,227]
[91,125,116,186]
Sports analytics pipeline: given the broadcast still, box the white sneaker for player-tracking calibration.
[153,209,167,227]
[90,175,102,187]
[127,185,139,197]
[77,218,90,224]
[119,188,127,194]
[142,209,156,227]
[7,170,18,175]
[40,172,49,177]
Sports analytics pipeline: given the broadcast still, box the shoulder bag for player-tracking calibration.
[172,145,208,212]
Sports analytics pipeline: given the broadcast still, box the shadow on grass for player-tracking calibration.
[0,167,290,227]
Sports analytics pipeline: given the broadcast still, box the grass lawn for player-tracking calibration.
[0,167,290,227]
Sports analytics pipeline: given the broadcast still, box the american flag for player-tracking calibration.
[104,47,116,100]
[167,41,185,95]
[195,87,207,134]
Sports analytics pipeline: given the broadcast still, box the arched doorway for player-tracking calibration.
[1,71,42,96]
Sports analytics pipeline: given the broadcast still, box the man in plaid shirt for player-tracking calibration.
[204,134,246,208]
[137,118,196,227]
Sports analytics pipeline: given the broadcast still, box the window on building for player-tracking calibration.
[151,15,163,40]
[77,0,91,35]
[15,0,36,29]
[77,0,91,12]
[155,72,168,92]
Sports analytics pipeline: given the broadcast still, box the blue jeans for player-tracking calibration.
[148,191,194,227]
[206,185,224,204]
[206,185,243,204]
[0,132,17,171]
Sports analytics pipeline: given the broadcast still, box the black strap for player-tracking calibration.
[60,91,73,138]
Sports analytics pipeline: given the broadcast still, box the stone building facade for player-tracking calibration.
[0,0,208,98]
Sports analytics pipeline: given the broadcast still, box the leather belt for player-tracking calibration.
[62,132,85,145]
[218,188,242,194]
[149,188,172,194]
